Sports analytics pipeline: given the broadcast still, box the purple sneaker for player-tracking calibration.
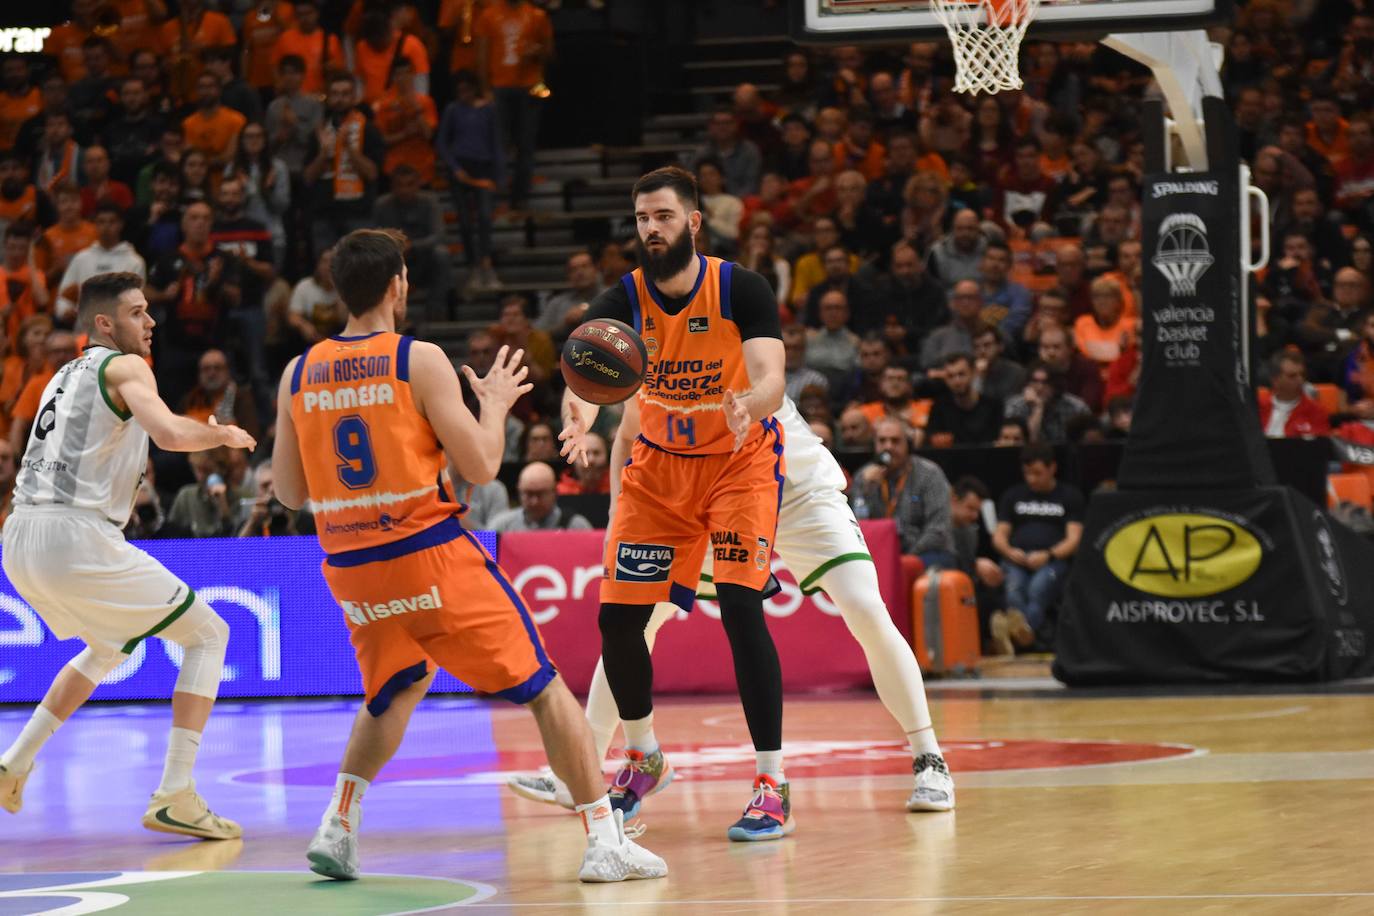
[727,774,794,842]
[608,748,674,821]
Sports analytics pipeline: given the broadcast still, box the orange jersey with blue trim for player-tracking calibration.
[627,255,761,455]
[289,331,460,556]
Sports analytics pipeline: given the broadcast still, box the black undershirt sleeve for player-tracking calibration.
[727,266,783,341]
[583,283,633,326]
[583,265,780,340]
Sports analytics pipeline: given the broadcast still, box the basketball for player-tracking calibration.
[560,318,648,405]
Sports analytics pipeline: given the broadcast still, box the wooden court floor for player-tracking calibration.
[4,685,1374,913]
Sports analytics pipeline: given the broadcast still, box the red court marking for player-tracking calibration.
[233,739,1195,786]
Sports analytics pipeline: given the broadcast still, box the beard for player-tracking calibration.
[636,226,697,285]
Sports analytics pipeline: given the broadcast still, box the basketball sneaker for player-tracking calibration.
[726,774,794,842]
[578,809,669,883]
[141,782,242,840]
[907,753,955,812]
[608,748,673,821]
[507,768,575,809]
[0,762,32,814]
[307,813,360,881]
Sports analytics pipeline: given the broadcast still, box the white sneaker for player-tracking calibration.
[907,753,955,812]
[507,768,575,809]
[307,813,360,880]
[0,762,32,814]
[142,781,242,840]
[578,809,668,883]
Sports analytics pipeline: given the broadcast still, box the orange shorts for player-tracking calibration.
[601,418,784,610]
[322,520,556,715]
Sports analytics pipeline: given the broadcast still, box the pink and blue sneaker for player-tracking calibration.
[608,747,674,821]
[726,774,795,842]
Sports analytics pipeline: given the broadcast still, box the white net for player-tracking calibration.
[931,0,1041,94]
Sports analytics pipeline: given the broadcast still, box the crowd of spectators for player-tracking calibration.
[0,0,1371,654]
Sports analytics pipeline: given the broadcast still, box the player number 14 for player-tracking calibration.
[666,414,696,447]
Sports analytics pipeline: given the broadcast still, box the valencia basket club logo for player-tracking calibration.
[1153,213,1215,297]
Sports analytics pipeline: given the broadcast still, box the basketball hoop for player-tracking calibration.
[931,0,1040,94]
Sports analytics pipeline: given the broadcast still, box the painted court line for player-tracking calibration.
[481,891,1374,907]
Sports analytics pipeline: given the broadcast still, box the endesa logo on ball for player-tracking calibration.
[614,543,674,582]
[1104,511,1263,597]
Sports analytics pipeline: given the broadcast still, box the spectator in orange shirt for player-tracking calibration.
[375,58,439,184]
[440,0,493,77]
[1306,91,1349,165]
[78,146,134,218]
[7,328,76,454]
[0,222,49,347]
[0,59,42,154]
[271,1,344,97]
[0,314,52,441]
[107,0,166,66]
[44,0,101,83]
[39,186,97,288]
[241,1,296,96]
[201,47,264,126]
[475,0,554,210]
[160,0,237,105]
[1073,277,1135,372]
[182,73,247,167]
[354,8,431,105]
[833,108,886,182]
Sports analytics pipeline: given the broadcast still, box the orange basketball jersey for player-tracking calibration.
[627,255,761,456]
[289,332,460,557]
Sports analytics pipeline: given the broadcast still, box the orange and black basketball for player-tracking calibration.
[560,318,648,405]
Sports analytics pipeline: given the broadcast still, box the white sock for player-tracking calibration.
[908,726,942,758]
[755,750,784,782]
[622,714,657,754]
[157,727,202,794]
[576,794,619,846]
[326,773,369,826]
[0,706,62,772]
[821,565,938,747]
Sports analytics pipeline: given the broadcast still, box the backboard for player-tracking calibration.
[790,0,1234,43]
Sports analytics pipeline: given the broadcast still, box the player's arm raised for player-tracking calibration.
[411,340,531,485]
[105,354,257,453]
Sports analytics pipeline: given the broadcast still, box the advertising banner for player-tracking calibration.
[0,533,497,704]
[1117,169,1276,490]
[1054,487,1374,685]
[499,521,908,694]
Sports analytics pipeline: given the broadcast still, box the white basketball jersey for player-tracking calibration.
[775,395,848,495]
[13,345,149,526]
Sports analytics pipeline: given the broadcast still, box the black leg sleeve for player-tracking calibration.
[716,583,784,753]
[598,602,657,722]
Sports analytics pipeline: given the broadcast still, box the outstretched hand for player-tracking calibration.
[558,400,590,466]
[462,345,532,413]
[723,389,751,452]
[210,415,257,451]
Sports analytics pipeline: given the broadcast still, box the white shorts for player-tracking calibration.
[3,507,195,655]
[700,470,871,597]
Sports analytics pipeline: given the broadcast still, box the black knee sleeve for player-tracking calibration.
[598,603,656,722]
[716,584,784,752]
